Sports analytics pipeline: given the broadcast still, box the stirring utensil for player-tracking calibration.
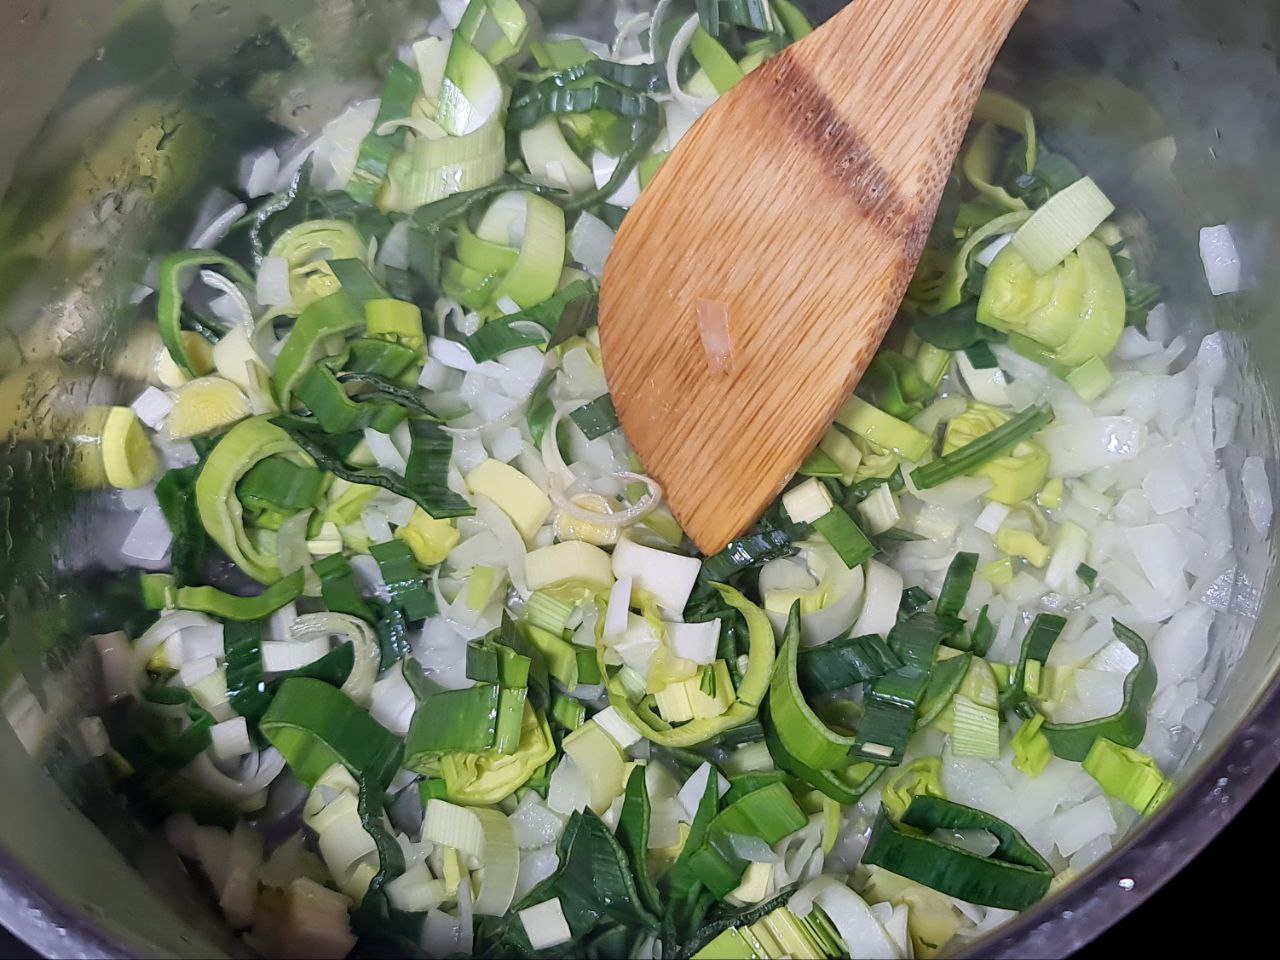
[599,0,1028,553]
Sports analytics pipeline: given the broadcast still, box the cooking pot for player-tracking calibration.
[0,1,1276,956]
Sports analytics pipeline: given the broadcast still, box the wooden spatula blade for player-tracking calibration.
[600,0,1027,554]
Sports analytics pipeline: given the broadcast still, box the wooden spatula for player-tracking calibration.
[599,0,1027,554]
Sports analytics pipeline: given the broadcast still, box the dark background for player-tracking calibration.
[0,772,1271,958]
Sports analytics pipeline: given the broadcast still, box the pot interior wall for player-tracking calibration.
[0,1,1275,957]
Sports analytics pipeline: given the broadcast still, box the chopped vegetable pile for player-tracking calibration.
[77,1,1242,957]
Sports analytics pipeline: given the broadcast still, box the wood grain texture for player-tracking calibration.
[599,0,1027,554]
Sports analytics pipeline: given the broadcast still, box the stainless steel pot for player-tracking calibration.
[0,1,1276,957]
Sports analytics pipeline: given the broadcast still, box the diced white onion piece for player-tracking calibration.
[239,148,280,198]
[974,502,1010,535]
[1049,795,1117,858]
[519,899,573,951]
[666,619,720,665]
[603,576,633,638]
[369,666,417,736]
[677,762,729,820]
[956,351,1010,406]
[695,298,733,375]
[430,335,479,371]
[546,756,589,815]
[256,255,292,307]
[1199,223,1241,295]
[851,560,903,637]
[261,638,331,673]
[1241,456,1271,535]
[569,211,615,279]
[210,716,252,762]
[130,386,173,430]
[1152,603,1213,685]
[509,794,567,851]
[363,427,408,474]
[611,537,701,617]
[1038,417,1143,478]
[591,151,641,208]
[1124,524,1188,603]
[121,504,173,566]
[186,189,247,249]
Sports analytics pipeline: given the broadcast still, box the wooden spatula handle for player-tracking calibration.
[601,0,1027,554]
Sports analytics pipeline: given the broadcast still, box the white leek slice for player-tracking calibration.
[521,117,595,196]
[422,799,486,859]
[593,705,643,749]
[791,877,901,960]
[526,540,614,592]
[471,807,521,917]
[782,478,835,525]
[1012,177,1115,275]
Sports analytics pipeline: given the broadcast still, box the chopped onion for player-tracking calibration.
[121,505,173,567]
[211,716,252,762]
[256,256,292,307]
[569,211,615,279]
[186,189,247,249]
[695,298,733,375]
[1038,417,1143,477]
[430,335,479,371]
[130,386,173,430]
[1199,223,1241,295]
[1241,456,1271,535]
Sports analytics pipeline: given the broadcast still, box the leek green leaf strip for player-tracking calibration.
[698,527,798,585]
[796,633,902,697]
[155,466,207,587]
[970,605,995,657]
[811,505,877,569]
[405,419,475,518]
[370,540,437,622]
[617,766,663,916]
[294,364,407,435]
[965,341,1000,370]
[564,116,660,213]
[771,0,814,40]
[1005,149,1082,209]
[899,585,934,619]
[344,338,419,378]
[335,372,439,420]
[463,320,547,363]
[312,553,375,623]
[326,258,390,301]
[242,157,312,267]
[852,669,927,766]
[999,613,1067,714]
[913,301,1007,352]
[407,175,540,292]
[689,27,745,94]
[174,569,306,622]
[768,603,855,770]
[762,702,884,804]
[864,797,1052,910]
[687,781,808,898]
[911,404,1054,490]
[549,691,585,731]
[696,0,775,37]
[1112,249,1163,329]
[569,394,620,440]
[1077,563,1098,590]
[507,78,660,133]
[270,417,428,513]
[405,683,501,765]
[137,686,215,771]
[720,770,790,807]
[861,351,932,421]
[528,58,669,94]
[937,552,978,619]
[225,622,355,725]
[347,60,420,204]
[156,251,255,377]
[260,677,402,787]
[273,291,366,408]
[196,416,317,584]
[349,771,408,932]
[1041,620,1156,761]
[497,277,601,351]
[237,457,325,513]
[917,652,973,727]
